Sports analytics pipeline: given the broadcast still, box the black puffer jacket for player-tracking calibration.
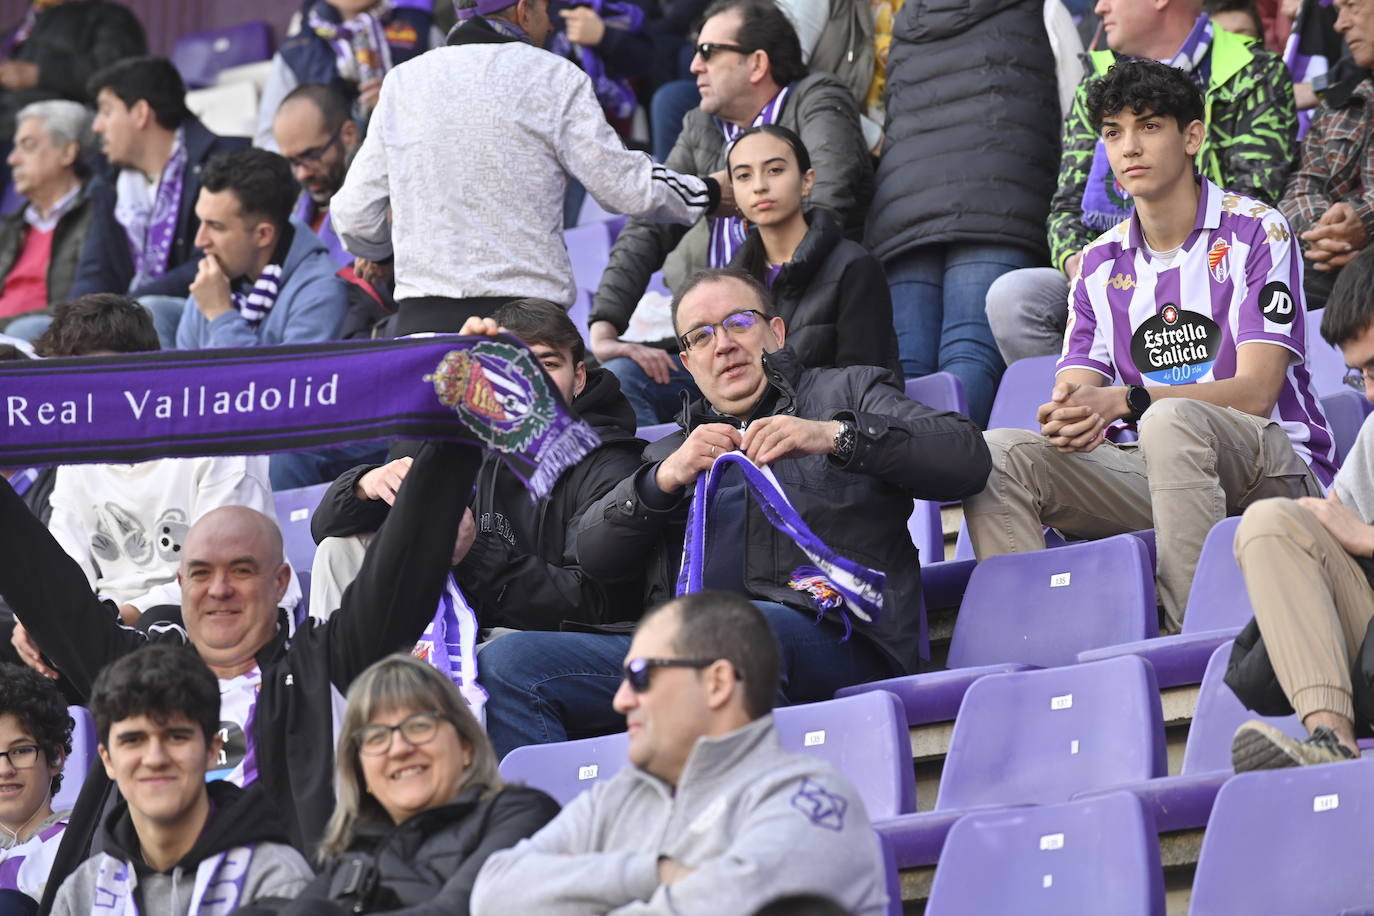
[730,207,901,380]
[576,347,991,675]
[282,785,559,916]
[865,0,1058,263]
[312,368,650,629]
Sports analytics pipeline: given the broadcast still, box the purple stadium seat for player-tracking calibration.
[52,706,97,814]
[0,180,22,217]
[987,354,1061,432]
[564,222,613,297]
[1307,308,1359,399]
[1188,758,1374,916]
[904,372,968,417]
[876,831,903,916]
[839,534,1157,726]
[1078,516,1247,687]
[772,689,916,819]
[499,730,630,806]
[1075,640,1307,832]
[876,656,1167,868]
[635,421,677,442]
[925,792,1165,916]
[908,500,943,564]
[952,517,1069,561]
[274,482,330,579]
[171,22,274,90]
[1323,388,1369,464]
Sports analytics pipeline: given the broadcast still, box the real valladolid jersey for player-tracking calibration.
[1059,178,1338,486]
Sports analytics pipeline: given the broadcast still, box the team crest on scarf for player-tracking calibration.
[424,341,554,453]
[1208,239,1230,283]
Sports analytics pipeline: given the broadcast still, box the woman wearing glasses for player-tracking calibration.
[726,126,902,381]
[279,654,558,915]
[0,664,72,914]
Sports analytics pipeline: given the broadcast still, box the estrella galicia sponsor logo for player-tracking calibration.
[1130,304,1222,384]
[1259,281,1296,326]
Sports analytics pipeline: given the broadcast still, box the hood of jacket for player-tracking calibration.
[572,367,639,445]
[896,0,1033,42]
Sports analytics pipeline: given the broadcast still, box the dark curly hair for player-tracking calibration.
[701,0,808,87]
[200,147,298,234]
[0,664,74,796]
[1086,60,1205,135]
[34,293,159,357]
[90,645,220,748]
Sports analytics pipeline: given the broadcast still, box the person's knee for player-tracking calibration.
[1137,397,1213,442]
[1236,497,1308,552]
[985,269,1034,331]
[966,428,1043,502]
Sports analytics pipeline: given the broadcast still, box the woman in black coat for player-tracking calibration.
[727,125,902,381]
[274,654,559,916]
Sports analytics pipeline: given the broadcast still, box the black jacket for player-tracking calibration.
[0,181,96,308]
[0,0,146,137]
[864,0,1058,262]
[0,466,54,636]
[68,118,249,300]
[283,785,559,916]
[730,207,902,380]
[576,347,991,675]
[5,442,474,914]
[312,368,651,629]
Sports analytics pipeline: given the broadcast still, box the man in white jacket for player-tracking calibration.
[471,591,888,916]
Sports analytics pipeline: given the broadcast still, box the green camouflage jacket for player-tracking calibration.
[1047,27,1298,272]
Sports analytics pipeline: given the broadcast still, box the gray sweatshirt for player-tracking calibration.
[1334,411,1374,523]
[470,715,889,915]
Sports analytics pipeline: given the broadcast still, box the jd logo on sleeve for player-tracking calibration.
[1130,304,1222,384]
[1259,281,1296,326]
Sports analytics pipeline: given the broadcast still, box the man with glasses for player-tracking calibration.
[472,591,890,916]
[588,0,874,426]
[477,267,990,757]
[271,83,360,272]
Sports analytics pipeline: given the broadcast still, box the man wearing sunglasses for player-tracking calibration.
[472,592,889,916]
[588,0,874,426]
[477,267,990,758]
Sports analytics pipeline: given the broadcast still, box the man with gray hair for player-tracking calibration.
[0,100,96,337]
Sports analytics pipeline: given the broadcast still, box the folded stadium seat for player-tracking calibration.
[1321,388,1369,464]
[987,354,1062,432]
[951,517,1069,561]
[499,730,630,806]
[876,832,903,916]
[838,533,1157,727]
[904,372,969,417]
[875,656,1167,869]
[274,482,331,619]
[1077,516,1247,687]
[1073,640,1306,833]
[1187,757,1374,916]
[52,706,98,814]
[185,80,260,142]
[171,21,275,90]
[924,792,1165,916]
[634,421,677,442]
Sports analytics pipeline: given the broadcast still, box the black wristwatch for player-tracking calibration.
[832,420,856,463]
[1125,385,1152,423]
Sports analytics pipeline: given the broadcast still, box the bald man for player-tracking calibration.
[271,83,361,271]
[0,440,478,910]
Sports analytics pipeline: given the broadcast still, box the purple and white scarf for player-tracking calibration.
[677,451,884,638]
[87,845,254,916]
[549,0,644,120]
[307,0,395,86]
[1285,0,1335,138]
[709,87,791,267]
[231,225,293,328]
[115,127,187,291]
[1081,15,1213,232]
[413,575,487,723]
[4,468,39,498]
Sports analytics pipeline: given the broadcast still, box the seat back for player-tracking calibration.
[926,792,1165,916]
[904,372,968,417]
[53,706,98,814]
[273,483,331,583]
[937,656,1167,810]
[907,499,943,563]
[171,21,274,89]
[1306,308,1352,398]
[987,354,1061,431]
[773,690,916,819]
[1181,517,1251,633]
[498,731,630,806]
[1189,759,1374,915]
[635,422,678,443]
[1181,641,1305,774]
[564,222,614,297]
[948,534,1156,669]
[1321,388,1370,464]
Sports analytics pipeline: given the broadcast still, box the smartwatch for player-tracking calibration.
[1125,384,1152,423]
[832,420,857,463]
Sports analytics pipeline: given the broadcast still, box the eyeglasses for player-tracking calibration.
[284,121,345,169]
[622,657,719,693]
[353,711,448,757]
[679,308,767,351]
[1344,366,1374,391]
[0,745,40,769]
[695,41,752,61]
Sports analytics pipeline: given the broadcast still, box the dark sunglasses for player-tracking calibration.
[622,656,718,692]
[695,41,752,61]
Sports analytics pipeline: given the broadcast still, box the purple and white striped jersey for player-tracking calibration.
[1059,178,1337,486]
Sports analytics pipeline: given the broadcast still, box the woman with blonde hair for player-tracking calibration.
[276,654,559,915]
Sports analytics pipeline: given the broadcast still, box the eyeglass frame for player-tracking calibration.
[351,710,451,757]
[695,41,753,62]
[678,308,768,352]
[0,744,42,770]
[622,656,730,693]
[283,120,346,170]
[1343,365,1374,392]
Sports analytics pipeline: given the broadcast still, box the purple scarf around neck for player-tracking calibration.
[549,0,644,120]
[709,87,790,267]
[307,0,395,85]
[118,127,188,290]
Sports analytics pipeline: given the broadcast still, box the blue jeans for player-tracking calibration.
[887,243,1039,427]
[269,442,390,490]
[136,294,188,350]
[602,353,702,426]
[479,601,898,759]
[651,79,701,163]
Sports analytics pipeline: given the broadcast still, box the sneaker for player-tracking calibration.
[1231,721,1358,772]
